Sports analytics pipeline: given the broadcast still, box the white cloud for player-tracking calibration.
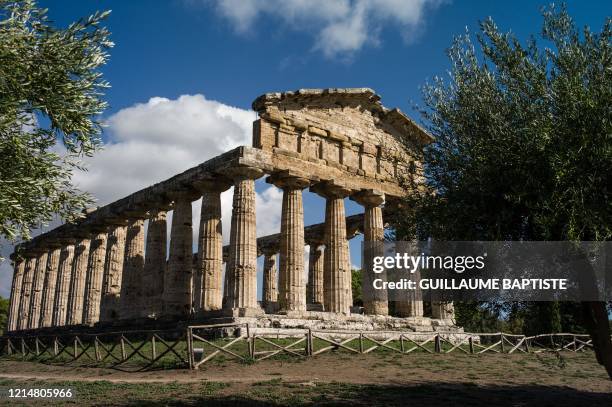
[0,94,285,298]
[204,0,445,57]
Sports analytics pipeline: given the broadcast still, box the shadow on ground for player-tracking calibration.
[118,382,611,407]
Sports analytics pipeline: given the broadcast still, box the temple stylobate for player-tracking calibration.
[6,88,456,333]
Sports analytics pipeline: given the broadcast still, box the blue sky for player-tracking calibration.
[1,0,609,298]
[39,0,608,116]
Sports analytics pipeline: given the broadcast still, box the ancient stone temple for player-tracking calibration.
[6,89,456,333]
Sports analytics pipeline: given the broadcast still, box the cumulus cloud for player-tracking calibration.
[0,94,284,298]
[204,0,445,57]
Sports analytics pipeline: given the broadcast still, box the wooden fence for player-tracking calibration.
[1,327,597,371]
[0,329,188,372]
[185,325,596,370]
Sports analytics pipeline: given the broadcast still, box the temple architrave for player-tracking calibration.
[6,89,456,333]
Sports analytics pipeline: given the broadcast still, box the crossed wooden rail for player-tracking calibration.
[1,329,188,372]
[184,327,599,370]
[1,329,601,371]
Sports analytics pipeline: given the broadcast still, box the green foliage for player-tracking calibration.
[352,269,362,307]
[392,4,610,336]
[395,4,611,242]
[0,0,112,244]
[0,296,8,334]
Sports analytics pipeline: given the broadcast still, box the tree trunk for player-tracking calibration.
[582,301,612,379]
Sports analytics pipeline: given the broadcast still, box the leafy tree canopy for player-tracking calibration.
[0,0,112,244]
[396,4,610,243]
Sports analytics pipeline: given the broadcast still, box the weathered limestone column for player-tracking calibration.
[99,223,127,322]
[223,166,264,315]
[27,248,49,329]
[162,189,198,317]
[52,239,76,326]
[66,236,91,325]
[120,216,146,320]
[82,227,108,325]
[194,179,231,312]
[311,182,352,314]
[7,255,26,332]
[262,252,278,308]
[39,243,62,328]
[395,243,424,318]
[432,301,455,321]
[395,293,424,317]
[269,173,310,312]
[17,253,37,330]
[352,189,389,316]
[142,209,168,318]
[307,242,324,306]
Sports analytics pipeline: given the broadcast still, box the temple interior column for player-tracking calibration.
[99,223,126,322]
[262,252,278,311]
[7,255,25,332]
[17,254,37,330]
[223,166,263,315]
[162,190,197,317]
[39,242,62,328]
[120,216,146,320]
[307,242,324,308]
[52,239,76,327]
[352,190,389,316]
[66,236,91,326]
[27,248,49,329]
[311,182,352,314]
[195,182,229,312]
[270,173,310,312]
[82,227,109,326]
[142,208,168,317]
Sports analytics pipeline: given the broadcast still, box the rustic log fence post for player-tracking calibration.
[307,329,313,356]
[435,334,441,353]
[120,336,126,360]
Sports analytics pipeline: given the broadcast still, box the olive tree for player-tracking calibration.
[395,5,612,377]
[0,0,112,245]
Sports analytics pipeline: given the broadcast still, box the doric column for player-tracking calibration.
[351,189,389,316]
[142,208,168,318]
[432,301,455,321]
[39,243,62,328]
[119,216,146,320]
[307,242,324,306]
[27,248,49,329]
[223,166,264,315]
[82,227,108,326]
[269,173,310,312]
[16,254,37,330]
[194,179,231,312]
[262,252,278,308]
[17,253,37,330]
[99,223,127,322]
[162,189,198,317]
[395,295,424,317]
[52,239,76,326]
[311,181,352,314]
[7,255,26,332]
[66,236,91,326]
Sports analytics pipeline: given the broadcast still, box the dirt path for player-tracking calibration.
[1,352,611,393]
